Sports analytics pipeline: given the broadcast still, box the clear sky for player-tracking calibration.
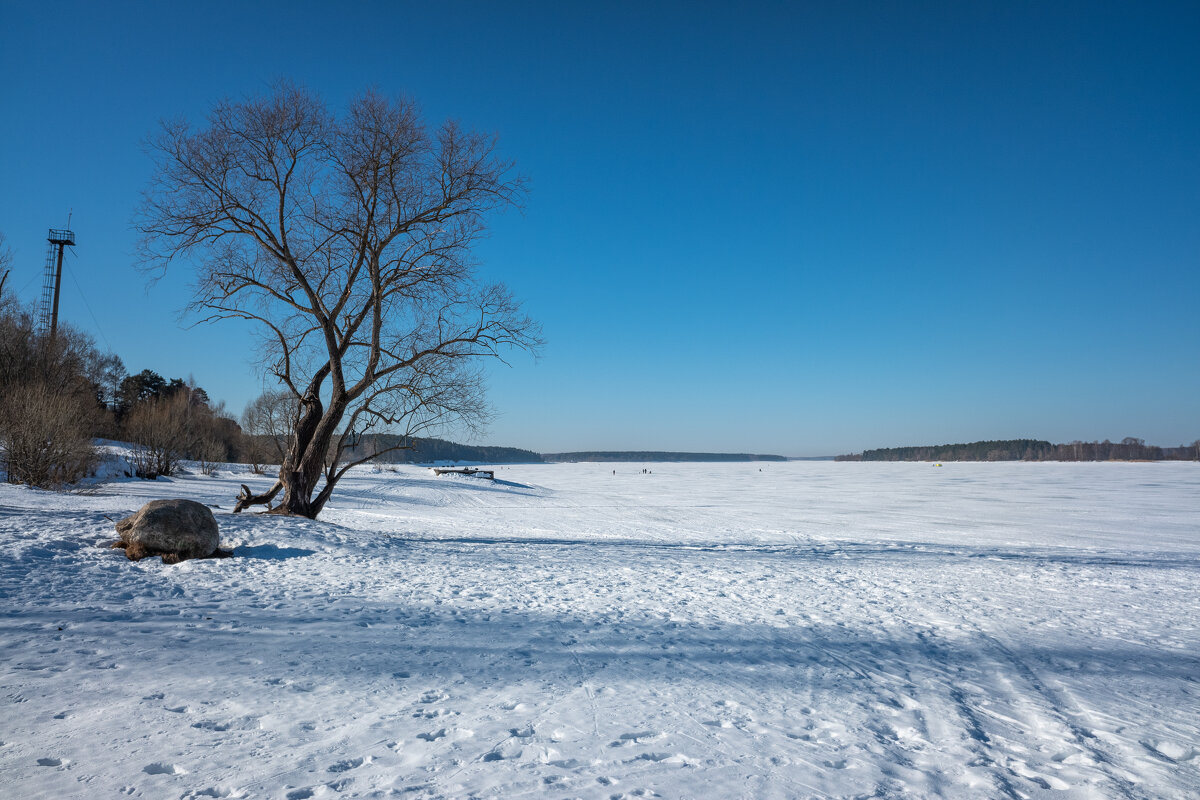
[1,0,1197,456]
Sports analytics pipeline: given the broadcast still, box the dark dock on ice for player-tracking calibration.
[431,467,495,480]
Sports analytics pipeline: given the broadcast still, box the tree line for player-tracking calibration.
[343,435,543,465]
[544,451,788,462]
[0,257,533,488]
[836,438,1200,462]
[0,290,538,487]
[0,286,252,485]
[0,294,537,487]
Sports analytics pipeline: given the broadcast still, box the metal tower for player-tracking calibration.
[39,227,75,339]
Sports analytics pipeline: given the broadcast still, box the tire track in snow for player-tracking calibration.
[901,626,1043,800]
[911,617,1151,800]
[802,627,968,798]
[974,631,1150,800]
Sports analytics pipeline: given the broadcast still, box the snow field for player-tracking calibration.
[1,460,1198,798]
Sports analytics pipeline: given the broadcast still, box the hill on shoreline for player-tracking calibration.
[543,451,787,463]
[343,436,544,464]
[326,437,797,465]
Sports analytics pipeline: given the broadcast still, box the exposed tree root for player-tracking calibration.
[234,481,283,513]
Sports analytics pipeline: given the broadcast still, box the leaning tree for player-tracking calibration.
[139,84,540,518]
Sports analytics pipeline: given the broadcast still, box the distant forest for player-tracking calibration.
[836,438,1200,462]
[343,441,791,465]
[342,435,544,464]
[544,451,787,463]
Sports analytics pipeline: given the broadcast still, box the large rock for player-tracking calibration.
[114,499,221,564]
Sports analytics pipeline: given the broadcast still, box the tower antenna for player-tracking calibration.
[39,221,76,340]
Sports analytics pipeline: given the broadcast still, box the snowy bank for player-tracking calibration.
[1,461,1198,798]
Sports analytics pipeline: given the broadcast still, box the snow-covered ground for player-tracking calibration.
[2,460,1198,799]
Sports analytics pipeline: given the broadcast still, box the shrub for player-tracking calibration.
[0,382,99,487]
[124,392,191,479]
[124,388,240,478]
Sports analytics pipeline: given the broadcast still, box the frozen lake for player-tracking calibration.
[2,460,1198,799]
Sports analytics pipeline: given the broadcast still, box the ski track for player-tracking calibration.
[1,460,1198,798]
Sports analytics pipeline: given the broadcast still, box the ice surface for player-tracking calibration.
[1,460,1198,798]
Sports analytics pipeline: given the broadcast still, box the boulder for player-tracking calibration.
[113,499,222,564]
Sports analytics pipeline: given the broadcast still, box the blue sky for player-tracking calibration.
[1,1,1197,455]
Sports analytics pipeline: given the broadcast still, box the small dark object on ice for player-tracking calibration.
[110,499,227,564]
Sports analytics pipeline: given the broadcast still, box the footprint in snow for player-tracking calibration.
[37,757,67,767]
[327,756,366,772]
[192,720,233,731]
[1050,748,1089,765]
[629,752,686,764]
[610,731,663,747]
[413,707,457,720]
[1008,759,1069,791]
[1143,739,1195,762]
[417,729,447,742]
[482,743,523,762]
[192,716,260,732]
[143,761,187,775]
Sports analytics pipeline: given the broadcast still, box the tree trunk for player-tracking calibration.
[272,391,347,519]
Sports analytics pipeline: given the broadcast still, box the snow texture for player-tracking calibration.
[1,459,1198,799]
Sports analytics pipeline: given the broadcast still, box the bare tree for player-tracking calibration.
[1,381,99,487]
[89,353,127,410]
[125,392,192,479]
[241,389,297,472]
[0,292,116,487]
[0,232,11,297]
[138,84,540,518]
